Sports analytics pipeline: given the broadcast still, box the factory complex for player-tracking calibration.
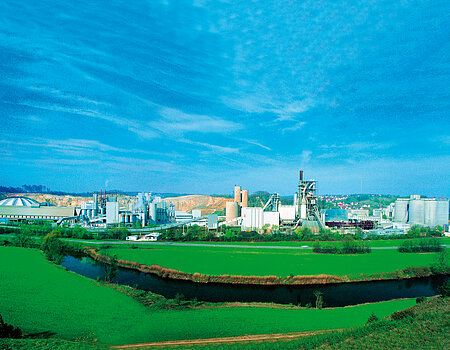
[0,170,448,236]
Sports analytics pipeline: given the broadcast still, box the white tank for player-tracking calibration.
[394,199,409,223]
[409,199,425,225]
[226,201,240,222]
[436,200,449,226]
[424,200,437,226]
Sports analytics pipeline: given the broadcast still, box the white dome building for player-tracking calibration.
[0,197,39,206]
[0,197,76,222]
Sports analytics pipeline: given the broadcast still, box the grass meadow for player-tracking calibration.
[150,237,450,248]
[102,245,443,277]
[0,246,415,346]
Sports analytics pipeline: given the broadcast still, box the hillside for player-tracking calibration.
[164,195,233,214]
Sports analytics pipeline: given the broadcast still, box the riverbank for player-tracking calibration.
[87,246,448,286]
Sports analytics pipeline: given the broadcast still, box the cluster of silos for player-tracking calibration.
[394,195,449,227]
[119,212,134,224]
[225,185,248,223]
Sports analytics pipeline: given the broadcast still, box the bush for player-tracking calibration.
[391,308,415,320]
[402,266,431,278]
[12,234,34,248]
[439,281,450,297]
[416,296,426,304]
[430,250,449,275]
[175,293,185,306]
[108,227,130,240]
[398,238,442,253]
[313,240,371,254]
[314,290,324,309]
[96,249,118,282]
[41,231,66,264]
[366,312,379,323]
[0,314,21,338]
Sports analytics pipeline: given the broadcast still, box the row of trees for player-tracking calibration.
[14,223,131,241]
[313,237,371,254]
[407,225,444,238]
[398,238,443,253]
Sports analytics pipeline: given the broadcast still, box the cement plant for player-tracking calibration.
[0,170,448,241]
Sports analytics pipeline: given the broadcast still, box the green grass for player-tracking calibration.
[103,245,442,277]
[0,338,102,349]
[170,297,449,350]
[164,237,450,248]
[0,246,415,346]
[61,236,450,247]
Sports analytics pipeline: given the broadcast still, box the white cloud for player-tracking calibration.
[152,107,242,135]
[17,102,158,139]
[282,121,307,133]
[242,139,272,151]
[177,137,239,154]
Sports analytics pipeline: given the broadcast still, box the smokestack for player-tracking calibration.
[299,170,303,181]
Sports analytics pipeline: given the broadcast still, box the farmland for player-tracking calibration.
[0,246,416,346]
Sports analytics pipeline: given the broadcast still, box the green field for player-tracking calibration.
[172,297,449,350]
[161,237,450,248]
[0,246,416,346]
[103,245,442,277]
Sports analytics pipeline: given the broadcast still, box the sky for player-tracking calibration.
[0,0,449,196]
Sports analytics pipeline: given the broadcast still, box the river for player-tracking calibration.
[61,255,447,307]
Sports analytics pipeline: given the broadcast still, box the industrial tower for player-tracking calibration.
[296,170,325,229]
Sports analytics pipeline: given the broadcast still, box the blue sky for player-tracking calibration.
[0,0,449,196]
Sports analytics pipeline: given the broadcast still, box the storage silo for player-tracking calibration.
[394,199,409,223]
[149,203,157,222]
[241,190,248,208]
[409,199,425,225]
[226,201,240,222]
[241,207,263,229]
[234,186,241,203]
[424,199,437,227]
[436,200,449,226]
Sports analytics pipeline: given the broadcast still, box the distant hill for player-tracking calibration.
[163,195,233,215]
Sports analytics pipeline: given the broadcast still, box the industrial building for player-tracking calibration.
[0,196,77,222]
[226,171,325,231]
[77,191,176,227]
[394,195,449,227]
[75,191,219,230]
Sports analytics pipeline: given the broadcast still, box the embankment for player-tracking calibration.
[85,248,447,286]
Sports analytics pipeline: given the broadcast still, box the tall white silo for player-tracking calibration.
[394,199,409,223]
[436,200,449,227]
[424,199,437,227]
[409,199,425,225]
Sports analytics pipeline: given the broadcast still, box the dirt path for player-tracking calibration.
[110,329,340,349]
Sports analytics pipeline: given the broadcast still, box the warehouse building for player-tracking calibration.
[0,196,77,222]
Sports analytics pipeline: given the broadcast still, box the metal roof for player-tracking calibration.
[0,197,40,206]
